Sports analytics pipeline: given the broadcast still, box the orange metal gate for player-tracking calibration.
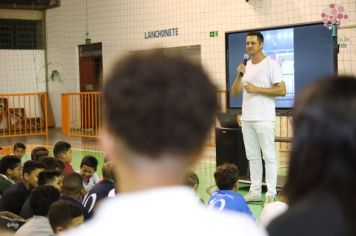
[62,92,101,138]
[0,93,48,137]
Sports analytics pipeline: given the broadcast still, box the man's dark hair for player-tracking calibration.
[29,185,60,216]
[246,31,264,43]
[80,155,98,171]
[0,155,21,175]
[40,157,65,172]
[103,50,218,157]
[22,160,45,177]
[286,76,356,235]
[53,141,71,158]
[214,163,239,190]
[38,170,61,186]
[184,170,199,187]
[62,172,83,195]
[48,200,83,231]
[13,143,26,151]
[31,146,49,161]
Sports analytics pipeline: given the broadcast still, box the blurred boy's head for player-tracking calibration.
[13,143,26,159]
[0,155,22,181]
[22,160,45,190]
[29,185,60,216]
[40,157,65,174]
[184,170,199,192]
[31,146,49,161]
[48,200,84,233]
[38,170,63,191]
[62,172,85,199]
[53,141,72,164]
[79,155,98,182]
[101,50,218,192]
[214,163,239,191]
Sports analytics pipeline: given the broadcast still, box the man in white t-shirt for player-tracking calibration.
[231,31,286,205]
[64,50,266,236]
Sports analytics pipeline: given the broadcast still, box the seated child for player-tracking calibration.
[48,200,84,234]
[53,141,73,176]
[184,170,204,203]
[208,163,254,219]
[31,146,49,161]
[0,155,21,196]
[13,143,26,159]
[77,155,99,192]
[82,161,115,219]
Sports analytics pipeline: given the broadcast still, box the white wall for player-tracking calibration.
[0,50,46,93]
[46,0,356,127]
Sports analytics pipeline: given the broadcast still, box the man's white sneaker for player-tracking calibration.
[244,193,261,202]
[264,195,275,206]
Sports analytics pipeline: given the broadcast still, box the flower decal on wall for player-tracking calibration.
[321,3,349,29]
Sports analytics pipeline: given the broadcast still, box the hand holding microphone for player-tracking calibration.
[237,54,250,77]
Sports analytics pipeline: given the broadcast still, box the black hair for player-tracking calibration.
[22,160,45,177]
[80,155,98,171]
[214,163,239,190]
[29,185,60,216]
[0,155,21,174]
[62,172,83,195]
[103,50,218,157]
[40,157,65,172]
[53,141,71,158]
[48,200,83,232]
[38,170,61,186]
[13,143,26,151]
[31,146,49,161]
[287,76,356,235]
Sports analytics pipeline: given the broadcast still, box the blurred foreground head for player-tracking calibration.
[288,75,356,203]
[102,50,218,166]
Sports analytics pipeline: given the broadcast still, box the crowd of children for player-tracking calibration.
[0,141,116,235]
[0,138,285,235]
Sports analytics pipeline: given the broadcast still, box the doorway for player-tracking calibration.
[78,43,102,130]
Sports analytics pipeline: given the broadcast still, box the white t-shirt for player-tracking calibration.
[259,201,288,227]
[76,170,100,192]
[241,57,283,121]
[63,186,267,236]
[15,215,53,236]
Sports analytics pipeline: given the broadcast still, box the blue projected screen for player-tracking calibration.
[226,22,335,111]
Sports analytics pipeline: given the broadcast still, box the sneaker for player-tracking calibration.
[244,193,261,202]
[264,195,275,206]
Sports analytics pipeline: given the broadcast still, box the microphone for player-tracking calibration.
[239,54,250,77]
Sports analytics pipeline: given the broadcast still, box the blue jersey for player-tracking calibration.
[82,179,115,219]
[208,190,254,219]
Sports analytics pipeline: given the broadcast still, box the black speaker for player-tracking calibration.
[215,127,249,178]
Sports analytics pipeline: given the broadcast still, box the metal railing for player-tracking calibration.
[62,92,101,138]
[61,90,292,150]
[0,93,48,137]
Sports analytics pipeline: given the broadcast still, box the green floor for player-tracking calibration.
[23,148,277,220]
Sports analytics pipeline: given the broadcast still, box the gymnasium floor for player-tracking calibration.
[0,128,288,220]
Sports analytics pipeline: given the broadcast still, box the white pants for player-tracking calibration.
[241,120,277,197]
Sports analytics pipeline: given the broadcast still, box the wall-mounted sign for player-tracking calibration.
[144,28,179,39]
[210,31,218,37]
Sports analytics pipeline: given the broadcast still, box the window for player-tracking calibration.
[0,19,43,49]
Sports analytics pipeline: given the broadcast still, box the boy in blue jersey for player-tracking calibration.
[208,163,254,219]
[82,161,116,219]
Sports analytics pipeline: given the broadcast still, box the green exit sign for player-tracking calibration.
[210,31,218,37]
